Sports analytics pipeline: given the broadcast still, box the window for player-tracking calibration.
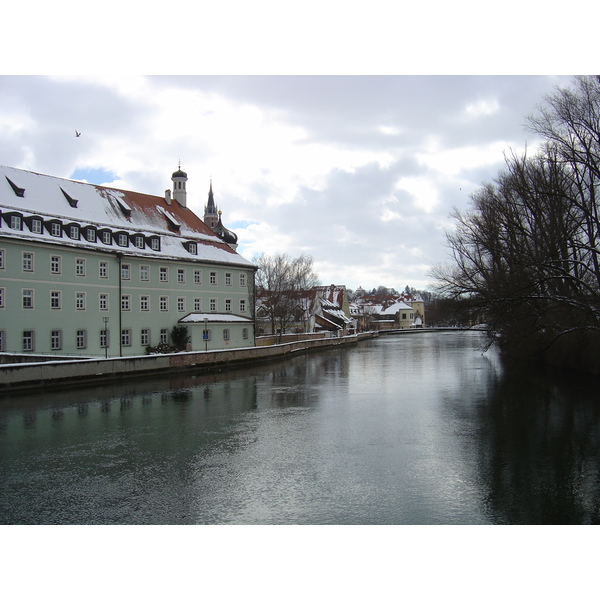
[22,252,34,272]
[223,329,230,341]
[194,297,202,311]
[242,328,248,340]
[209,298,216,312]
[69,225,79,239]
[121,329,131,347]
[117,233,128,247]
[76,329,87,349]
[50,291,61,309]
[140,265,149,281]
[99,293,109,311]
[22,289,34,309]
[210,271,217,285]
[240,299,247,313]
[121,263,130,280]
[177,268,185,283]
[225,273,231,286]
[141,328,150,346]
[51,255,61,274]
[101,230,112,245]
[194,270,202,284]
[0,330,5,352]
[99,261,108,278]
[0,249,4,269]
[159,267,168,282]
[159,296,168,311]
[22,330,34,351]
[51,222,62,237]
[177,297,185,312]
[0,287,4,308]
[240,273,247,287]
[76,292,86,310]
[31,219,42,233]
[76,258,86,276]
[160,328,168,344]
[140,295,149,311]
[121,295,131,311]
[86,228,96,242]
[10,215,22,230]
[135,236,145,249]
[151,237,160,251]
[188,242,197,255]
[100,329,109,349]
[51,330,62,351]
[225,299,231,312]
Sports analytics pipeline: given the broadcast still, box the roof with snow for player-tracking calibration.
[179,313,254,324]
[0,165,255,269]
[380,301,413,315]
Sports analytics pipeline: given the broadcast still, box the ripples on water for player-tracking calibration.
[1,331,599,524]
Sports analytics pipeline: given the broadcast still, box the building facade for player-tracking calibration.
[0,165,256,357]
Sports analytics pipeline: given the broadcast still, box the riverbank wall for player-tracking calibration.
[0,332,377,393]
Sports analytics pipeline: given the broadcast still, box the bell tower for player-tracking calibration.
[203,180,219,229]
[171,162,188,207]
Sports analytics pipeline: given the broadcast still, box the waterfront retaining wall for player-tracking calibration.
[0,332,376,392]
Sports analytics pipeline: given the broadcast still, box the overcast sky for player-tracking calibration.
[1,74,576,291]
[1,1,588,292]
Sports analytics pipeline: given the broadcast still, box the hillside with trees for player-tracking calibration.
[432,76,600,373]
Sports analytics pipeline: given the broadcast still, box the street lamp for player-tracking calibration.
[103,316,109,359]
[204,317,208,352]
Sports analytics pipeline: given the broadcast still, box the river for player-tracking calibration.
[1,330,599,524]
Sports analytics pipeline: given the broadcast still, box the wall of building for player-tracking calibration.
[0,237,254,356]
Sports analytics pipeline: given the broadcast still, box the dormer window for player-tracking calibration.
[5,177,25,197]
[116,232,129,247]
[83,226,97,242]
[157,206,180,231]
[26,217,43,233]
[100,229,112,245]
[148,236,161,251]
[68,224,80,240]
[115,197,132,217]
[183,240,198,255]
[60,188,78,208]
[10,214,22,230]
[46,221,62,237]
[133,235,145,249]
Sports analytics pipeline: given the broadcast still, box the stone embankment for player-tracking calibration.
[0,332,377,392]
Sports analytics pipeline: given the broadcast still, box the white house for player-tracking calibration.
[0,165,257,357]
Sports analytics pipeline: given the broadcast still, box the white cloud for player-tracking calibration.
[464,98,500,117]
[0,74,576,292]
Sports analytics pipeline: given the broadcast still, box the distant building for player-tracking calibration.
[0,165,256,357]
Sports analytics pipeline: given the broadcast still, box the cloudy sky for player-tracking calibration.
[0,2,586,293]
[1,74,575,291]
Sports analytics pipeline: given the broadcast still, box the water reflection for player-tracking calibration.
[1,332,599,524]
[472,367,600,524]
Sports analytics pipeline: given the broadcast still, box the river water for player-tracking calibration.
[1,331,599,525]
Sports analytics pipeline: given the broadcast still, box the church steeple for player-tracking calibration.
[203,181,238,249]
[203,179,219,230]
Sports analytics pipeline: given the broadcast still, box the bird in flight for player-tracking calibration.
[75,130,81,137]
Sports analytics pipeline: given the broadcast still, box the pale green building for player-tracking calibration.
[0,165,257,357]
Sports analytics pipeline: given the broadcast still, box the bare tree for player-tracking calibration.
[254,253,320,339]
[432,78,600,371]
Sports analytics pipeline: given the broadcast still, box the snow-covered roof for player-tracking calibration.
[0,165,255,269]
[179,313,254,324]
[380,301,413,315]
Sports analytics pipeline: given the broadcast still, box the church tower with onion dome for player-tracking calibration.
[171,163,188,207]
